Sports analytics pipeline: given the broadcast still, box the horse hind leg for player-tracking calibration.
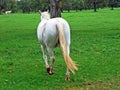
[65,45,70,81]
[47,47,55,75]
[65,68,70,81]
[41,45,50,71]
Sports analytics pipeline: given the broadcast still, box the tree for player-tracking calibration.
[62,0,72,12]
[0,0,18,14]
[10,0,17,13]
[109,0,116,10]
[49,0,62,18]
[93,0,97,12]
[1,0,120,14]
[0,0,5,14]
[19,0,31,13]
[0,5,2,14]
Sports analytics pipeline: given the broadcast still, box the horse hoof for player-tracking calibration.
[49,71,54,75]
[46,67,54,75]
[49,69,54,75]
[65,78,70,81]
[65,74,70,81]
[65,77,70,81]
[47,67,50,73]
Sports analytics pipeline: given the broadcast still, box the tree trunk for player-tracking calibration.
[93,1,97,12]
[49,0,62,18]
[0,6,2,15]
[111,4,114,10]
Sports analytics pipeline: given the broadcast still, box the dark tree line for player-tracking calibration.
[0,0,120,15]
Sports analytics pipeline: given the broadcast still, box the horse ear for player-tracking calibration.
[47,10,49,13]
[39,10,42,14]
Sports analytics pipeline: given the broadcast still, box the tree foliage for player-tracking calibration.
[0,0,120,14]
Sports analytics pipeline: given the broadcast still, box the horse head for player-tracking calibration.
[39,10,50,21]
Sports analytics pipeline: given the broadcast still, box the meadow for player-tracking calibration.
[0,8,120,90]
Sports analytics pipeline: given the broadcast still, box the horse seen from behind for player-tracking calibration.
[37,11,78,80]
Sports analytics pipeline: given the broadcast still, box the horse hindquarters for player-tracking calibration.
[42,22,58,74]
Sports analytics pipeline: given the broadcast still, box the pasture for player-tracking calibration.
[0,8,120,90]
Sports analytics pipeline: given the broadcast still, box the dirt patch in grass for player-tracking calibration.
[56,75,120,90]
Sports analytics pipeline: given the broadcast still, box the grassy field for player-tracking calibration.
[0,8,120,90]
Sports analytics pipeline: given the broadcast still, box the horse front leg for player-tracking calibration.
[41,45,50,72]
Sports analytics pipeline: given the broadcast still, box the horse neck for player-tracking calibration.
[41,18,50,24]
[42,18,49,21]
[40,19,48,26]
[41,14,50,20]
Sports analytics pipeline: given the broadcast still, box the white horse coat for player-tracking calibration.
[37,18,70,49]
[37,11,77,80]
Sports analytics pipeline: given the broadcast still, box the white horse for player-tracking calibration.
[37,11,78,80]
[5,10,12,14]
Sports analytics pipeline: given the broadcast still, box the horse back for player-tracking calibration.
[45,18,70,47]
[37,18,70,48]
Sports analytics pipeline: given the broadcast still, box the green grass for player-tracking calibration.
[0,8,120,90]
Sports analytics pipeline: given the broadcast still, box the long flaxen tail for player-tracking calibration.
[56,21,78,74]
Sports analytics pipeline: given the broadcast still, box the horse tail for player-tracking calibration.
[56,22,78,74]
